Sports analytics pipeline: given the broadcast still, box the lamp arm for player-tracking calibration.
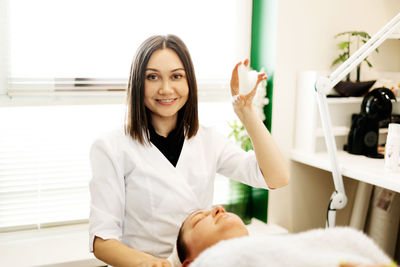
[314,12,400,228]
[315,93,347,196]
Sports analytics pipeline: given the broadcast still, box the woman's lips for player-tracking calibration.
[156,98,177,106]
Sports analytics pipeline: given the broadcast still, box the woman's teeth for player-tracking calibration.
[157,99,176,103]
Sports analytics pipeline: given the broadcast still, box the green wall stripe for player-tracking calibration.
[249,0,278,223]
[250,0,278,131]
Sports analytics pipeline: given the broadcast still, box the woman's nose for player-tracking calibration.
[212,206,226,217]
[159,80,174,95]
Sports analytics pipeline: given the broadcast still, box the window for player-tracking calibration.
[1,0,252,231]
[0,105,124,231]
[0,103,236,231]
[7,0,252,94]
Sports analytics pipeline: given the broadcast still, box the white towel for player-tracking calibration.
[190,227,392,267]
[167,242,182,267]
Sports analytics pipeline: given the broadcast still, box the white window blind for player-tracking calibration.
[7,0,252,94]
[0,103,236,231]
[0,105,125,231]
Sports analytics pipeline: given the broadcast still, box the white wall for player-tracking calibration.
[0,0,8,95]
[268,0,400,232]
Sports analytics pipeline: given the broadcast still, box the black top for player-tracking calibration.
[149,124,185,167]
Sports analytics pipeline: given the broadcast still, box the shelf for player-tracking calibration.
[326,97,400,104]
[315,127,389,137]
[291,149,400,193]
[389,32,400,39]
[326,97,364,104]
[316,126,349,137]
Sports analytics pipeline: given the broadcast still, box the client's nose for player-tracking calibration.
[212,206,226,217]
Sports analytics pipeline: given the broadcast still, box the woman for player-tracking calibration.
[89,34,289,267]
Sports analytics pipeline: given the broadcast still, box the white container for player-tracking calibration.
[384,123,400,172]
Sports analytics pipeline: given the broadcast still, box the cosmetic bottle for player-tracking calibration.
[384,123,400,172]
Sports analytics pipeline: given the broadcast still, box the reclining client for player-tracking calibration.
[175,206,396,267]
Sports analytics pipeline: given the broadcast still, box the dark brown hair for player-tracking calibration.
[176,221,188,263]
[125,34,199,144]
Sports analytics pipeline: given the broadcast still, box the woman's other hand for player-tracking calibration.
[93,236,172,267]
[138,256,172,267]
[230,58,267,116]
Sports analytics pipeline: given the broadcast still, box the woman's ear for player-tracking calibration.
[182,259,192,267]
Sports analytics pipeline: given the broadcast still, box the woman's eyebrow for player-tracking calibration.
[171,68,185,72]
[145,68,159,72]
[146,67,185,72]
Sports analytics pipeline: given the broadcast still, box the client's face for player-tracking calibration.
[181,206,248,263]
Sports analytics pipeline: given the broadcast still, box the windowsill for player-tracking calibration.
[0,223,105,267]
[0,84,232,107]
[0,92,127,106]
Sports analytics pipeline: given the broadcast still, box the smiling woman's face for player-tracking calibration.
[181,206,248,262]
[144,48,189,123]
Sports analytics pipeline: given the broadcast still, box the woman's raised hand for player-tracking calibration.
[230,58,268,113]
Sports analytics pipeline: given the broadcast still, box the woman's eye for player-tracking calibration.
[146,74,158,80]
[172,74,183,80]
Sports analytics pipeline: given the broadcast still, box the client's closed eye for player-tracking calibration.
[192,215,204,228]
[192,212,209,228]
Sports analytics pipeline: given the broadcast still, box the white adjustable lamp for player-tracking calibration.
[314,12,400,228]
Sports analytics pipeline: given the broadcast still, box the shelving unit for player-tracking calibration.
[292,71,400,192]
[294,71,400,154]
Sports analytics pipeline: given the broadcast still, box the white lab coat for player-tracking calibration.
[89,125,269,258]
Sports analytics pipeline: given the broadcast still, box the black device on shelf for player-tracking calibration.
[344,87,397,158]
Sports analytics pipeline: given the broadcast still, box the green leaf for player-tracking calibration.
[350,31,370,39]
[334,31,353,38]
[360,40,379,54]
[358,31,371,39]
[228,119,253,151]
[335,31,371,39]
[331,57,343,67]
[332,53,347,67]
[332,52,351,67]
[338,41,350,50]
[365,58,373,68]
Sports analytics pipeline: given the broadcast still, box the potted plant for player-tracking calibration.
[331,31,379,96]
